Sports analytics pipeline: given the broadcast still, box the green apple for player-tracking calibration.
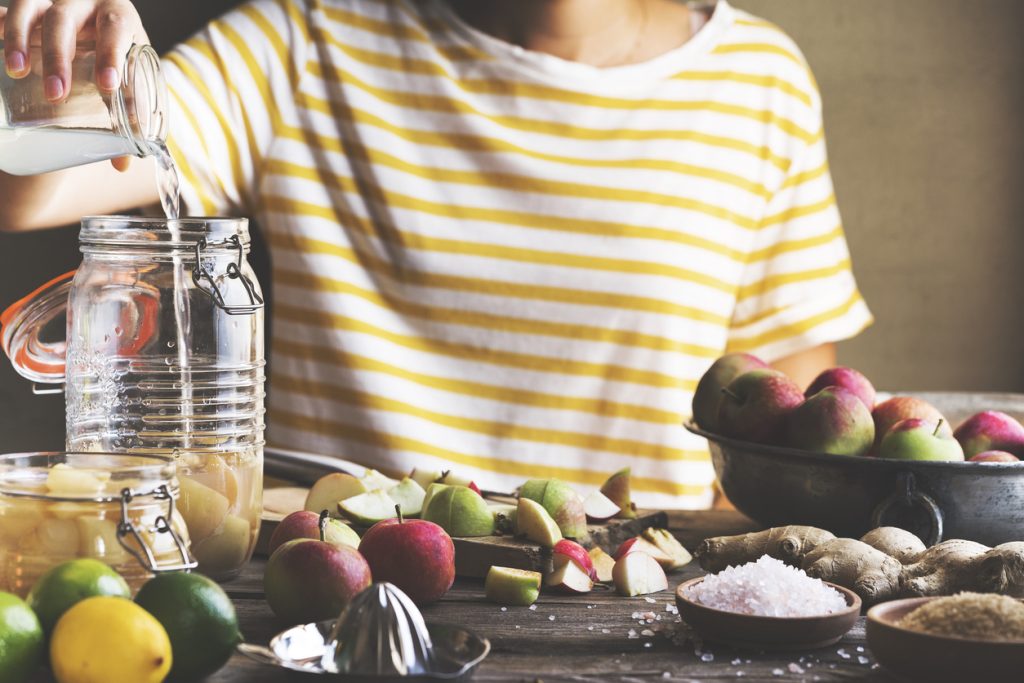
[421,485,495,537]
[519,479,589,541]
[305,473,367,518]
[361,469,400,491]
[339,490,400,525]
[787,386,875,456]
[387,477,426,517]
[484,566,541,606]
[599,469,636,519]
[691,353,769,431]
[879,418,965,462]
[515,497,562,548]
[421,483,451,516]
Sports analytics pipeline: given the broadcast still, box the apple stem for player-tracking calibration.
[934,419,945,437]
[318,509,329,543]
[721,387,741,402]
[396,503,404,524]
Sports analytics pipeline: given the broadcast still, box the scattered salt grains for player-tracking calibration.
[642,611,657,620]
[547,615,556,621]
[736,672,745,677]
[700,653,714,662]
[837,648,851,659]
[662,672,671,679]
[628,629,639,639]
[731,658,742,666]
[587,626,594,631]
[641,629,655,637]
[682,555,847,617]
[771,668,784,677]
[857,656,870,665]
[601,629,611,634]
[528,605,537,611]
[644,642,652,648]
[645,597,657,603]
[500,607,507,612]
[788,663,805,674]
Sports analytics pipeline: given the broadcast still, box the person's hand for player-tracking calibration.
[1,0,150,171]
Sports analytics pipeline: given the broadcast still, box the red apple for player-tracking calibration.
[612,552,668,597]
[268,510,360,555]
[588,547,616,583]
[871,397,951,455]
[969,450,1021,463]
[787,386,874,456]
[264,513,372,624]
[954,411,1024,459]
[692,353,769,431]
[804,367,876,410]
[614,536,673,566]
[716,369,804,444]
[358,510,455,605]
[552,539,597,581]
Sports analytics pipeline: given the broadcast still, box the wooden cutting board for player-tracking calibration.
[258,486,669,578]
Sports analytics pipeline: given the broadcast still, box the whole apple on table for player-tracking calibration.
[693,353,1024,463]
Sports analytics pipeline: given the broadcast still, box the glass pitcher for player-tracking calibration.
[1,216,265,579]
[0,41,167,175]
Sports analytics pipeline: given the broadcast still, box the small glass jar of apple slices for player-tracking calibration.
[0,452,195,598]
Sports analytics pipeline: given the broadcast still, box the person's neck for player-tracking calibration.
[448,0,689,68]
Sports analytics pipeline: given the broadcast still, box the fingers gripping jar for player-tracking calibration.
[1,217,266,580]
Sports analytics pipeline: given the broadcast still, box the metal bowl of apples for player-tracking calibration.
[686,390,1024,547]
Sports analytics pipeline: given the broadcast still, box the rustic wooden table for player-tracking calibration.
[200,511,895,683]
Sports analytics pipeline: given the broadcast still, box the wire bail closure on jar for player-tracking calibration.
[192,235,264,315]
[117,485,198,573]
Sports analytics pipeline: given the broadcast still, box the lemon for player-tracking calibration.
[135,572,241,681]
[0,592,44,683]
[50,596,171,683]
[27,558,130,633]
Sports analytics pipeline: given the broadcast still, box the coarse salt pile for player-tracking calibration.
[683,555,848,617]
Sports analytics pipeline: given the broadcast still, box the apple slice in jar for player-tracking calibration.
[177,476,230,542]
[45,463,111,496]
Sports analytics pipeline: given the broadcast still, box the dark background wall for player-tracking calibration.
[2,0,1023,452]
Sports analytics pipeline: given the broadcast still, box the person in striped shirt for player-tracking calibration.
[0,0,871,509]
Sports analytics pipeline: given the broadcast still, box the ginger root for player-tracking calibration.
[860,527,926,564]
[976,542,1024,598]
[801,538,903,605]
[902,540,1024,598]
[695,525,835,573]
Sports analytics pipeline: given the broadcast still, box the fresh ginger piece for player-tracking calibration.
[860,527,926,564]
[801,538,902,606]
[899,539,991,597]
[975,542,1024,598]
[695,525,836,573]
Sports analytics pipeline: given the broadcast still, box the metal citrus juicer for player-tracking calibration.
[238,582,490,680]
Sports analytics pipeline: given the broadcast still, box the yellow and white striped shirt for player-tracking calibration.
[163,0,872,508]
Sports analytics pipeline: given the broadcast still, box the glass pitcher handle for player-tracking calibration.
[0,270,76,386]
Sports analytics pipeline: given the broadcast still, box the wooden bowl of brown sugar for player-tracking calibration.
[867,594,1024,682]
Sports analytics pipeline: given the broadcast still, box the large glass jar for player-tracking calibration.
[1,216,265,579]
[0,452,194,597]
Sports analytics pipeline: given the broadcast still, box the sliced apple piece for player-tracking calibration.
[583,490,620,521]
[410,467,444,490]
[600,468,636,519]
[387,477,426,517]
[78,518,129,562]
[192,514,252,575]
[177,475,230,541]
[614,536,674,568]
[185,455,239,507]
[612,551,668,597]
[489,503,517,535]
[45,463,111,496]
[361,469,400,491]
[421,485,495,537]
[339,490,400,525]
[420,482,450,517]
[485,566,541,606]
[552,539,597,581]
[305,473,367,518]
[545,555,594,594]
[641,528,693,570]
[516,497,562,548]
[588,547,616,583]
[439,470,481,495]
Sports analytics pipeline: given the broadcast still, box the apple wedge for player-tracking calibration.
[552,539,597,581]
[439,470,481,495]
[612,551,668,597]
[516,497,562,548]
[545,555,593,594]
[588,547,616,583]
[600,468,637,519]
[339,490,399,525]
[409,467,444,490]
[583,490,620,521]
[361,469,400,491]
[177,476,230,540]
[642,528,693,570]
[387,477,426,517]
[614,536,674,568]
[305,473,367,518]
[485,566,542,606]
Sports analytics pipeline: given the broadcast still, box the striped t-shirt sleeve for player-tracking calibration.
[161,0,308,217]
[725,60,872,361]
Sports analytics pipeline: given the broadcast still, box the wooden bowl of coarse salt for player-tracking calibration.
[867,593,1024,682]
[675,556,861,651]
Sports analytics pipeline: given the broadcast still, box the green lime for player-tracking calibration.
[0,592,44,683]
[135,572,242,682]
[26,558,130,634]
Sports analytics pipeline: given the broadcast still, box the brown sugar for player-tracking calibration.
[898,593,1024,641]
